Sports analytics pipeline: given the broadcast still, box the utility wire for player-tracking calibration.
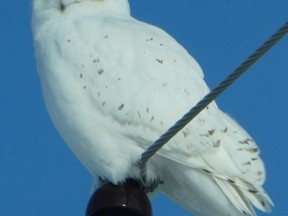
[138,21,288,174]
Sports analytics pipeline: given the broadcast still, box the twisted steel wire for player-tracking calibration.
[138,21,288,173]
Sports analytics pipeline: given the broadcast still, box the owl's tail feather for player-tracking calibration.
[158,158,273,216]
[212,173,274,213]
[213,177,256,216]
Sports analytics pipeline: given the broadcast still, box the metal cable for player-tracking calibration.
[138,21,288,174]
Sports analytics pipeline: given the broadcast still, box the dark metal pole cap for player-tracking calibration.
[86,179,152,216]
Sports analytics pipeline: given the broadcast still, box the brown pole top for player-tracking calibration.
[86,179,152,216]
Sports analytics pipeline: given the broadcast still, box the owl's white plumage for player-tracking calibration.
[32,0,273,215]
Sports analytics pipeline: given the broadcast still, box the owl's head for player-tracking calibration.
[33,0,130,15]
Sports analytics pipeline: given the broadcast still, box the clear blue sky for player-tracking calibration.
[0,1,287,215]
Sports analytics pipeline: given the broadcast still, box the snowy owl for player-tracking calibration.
[32,0,273,215]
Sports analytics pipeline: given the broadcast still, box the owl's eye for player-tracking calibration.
[60,2,65,11]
